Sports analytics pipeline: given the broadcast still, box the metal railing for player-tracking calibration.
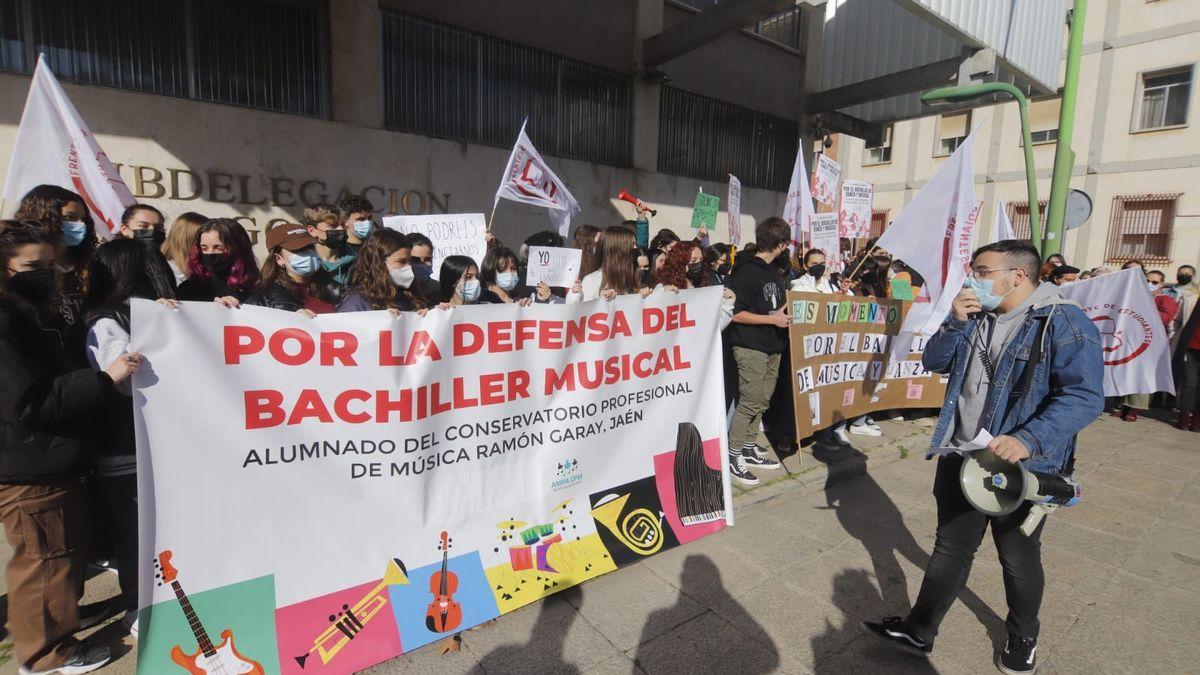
[658,86,797,191]
[381,11,632,167]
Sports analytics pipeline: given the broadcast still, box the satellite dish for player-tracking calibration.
[1065,189,1092,231]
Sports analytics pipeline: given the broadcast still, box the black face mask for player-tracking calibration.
[716,263,731,276]
[686,262,703,278]
[807,263,826,279]
[1178,274,1194,286]
[7,268,57,302]
[639,269,653,288]
[202,253,233,279]
[323,229,347,247]
[132,228,164,247]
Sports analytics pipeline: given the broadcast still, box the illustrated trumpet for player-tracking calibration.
[591,493,664,556]
[295,558,408,669]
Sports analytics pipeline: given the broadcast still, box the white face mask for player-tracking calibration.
[389,265,415,289]
[1147,281,1160,292]
[497,270,519,291]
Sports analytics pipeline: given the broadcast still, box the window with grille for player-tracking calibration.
[0,0,328,118]
[381,11,632,167]
[869,209,889,238]
[1104,194,1178,264]
[935,111,971,156]
[864,124,893,164]
[1137,67,1192,130]
[658,86,798,191]
[1005,201,1047,241]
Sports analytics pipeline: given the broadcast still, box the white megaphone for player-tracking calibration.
[960,450,1081,536]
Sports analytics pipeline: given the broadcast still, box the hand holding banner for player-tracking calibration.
[525,246,582,288]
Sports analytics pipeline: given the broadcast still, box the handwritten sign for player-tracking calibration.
[382,213,486,281]
[691,192,720,230]
[525,246,582,288]
[727,174,742,246]
[811,154,842,207]
[839,180,873,238]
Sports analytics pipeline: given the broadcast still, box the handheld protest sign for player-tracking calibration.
[526,246,582,288]
[382,213,486,281]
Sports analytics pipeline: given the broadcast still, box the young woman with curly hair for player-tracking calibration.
[656,240,695,289]
[14,185,96,321]
[339,228,425,313]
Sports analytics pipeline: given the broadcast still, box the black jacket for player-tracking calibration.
[0,295,112,482]
[725,255,788,354]
[177,274,244,302]
[82,306,136,461]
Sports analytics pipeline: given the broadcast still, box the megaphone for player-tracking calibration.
[960,450,1081,535]
[617,189,656,217]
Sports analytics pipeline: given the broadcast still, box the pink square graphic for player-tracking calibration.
[842,388,855,407]
[275,577,403,675]
[906,381,924,400]
[653,437,728,545]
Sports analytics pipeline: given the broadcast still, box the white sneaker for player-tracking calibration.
[849,423,882,437]
[833,427,852,445]
[19,644,111,675]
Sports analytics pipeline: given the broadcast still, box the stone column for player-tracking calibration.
[329,0,384,129]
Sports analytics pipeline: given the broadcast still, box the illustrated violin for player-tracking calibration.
[425,531,462,633]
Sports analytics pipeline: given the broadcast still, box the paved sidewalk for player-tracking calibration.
[3,412,1197,674]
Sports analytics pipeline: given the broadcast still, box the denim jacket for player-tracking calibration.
[923,297,1104,475]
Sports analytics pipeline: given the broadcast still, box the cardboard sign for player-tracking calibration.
[382,213,486,281]
[839,180,873,238]
[525,246,582,288]
[811,154,842,207]
[809,213,842,273]
[787,291,947,439]
[691,192,720,230]
[727,174,742,246]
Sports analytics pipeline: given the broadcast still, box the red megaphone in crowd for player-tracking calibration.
[617,189,657,217]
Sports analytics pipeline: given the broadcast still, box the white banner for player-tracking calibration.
[783,147,816,250]
[493,121,580,237]
[132,291,730,674]
[811,154,842,207]
[3,56,134,237]
[727,174,742,247]
[1058,268,1175,396]
[809,213,842,274]
[838,180,873,238]
[382,213,486,281]
[525,246,582,288]
[993,199,1015,242]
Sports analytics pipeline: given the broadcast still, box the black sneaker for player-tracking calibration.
[77,600,115,630]
[741,446,781,470]
[997,635,1037,674]
[863,617,932,657]
[19,642,111,675]
[729,454,759,486]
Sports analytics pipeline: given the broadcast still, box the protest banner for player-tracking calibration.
[1058,267,1175,396]
[787,291,947,439]
[691,192,720,230]
[525,245,582,288]
[3,56,133,236]
[132,289,731,675]
[727,174,742,247]
[493,120,580,236]
[811,154,842,207]
[809,213,842,273]
[784,147,816,249]
[382,213,486,281]
[838,180,873,238]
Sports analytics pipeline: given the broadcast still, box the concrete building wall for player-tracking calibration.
[836,0,1200,273]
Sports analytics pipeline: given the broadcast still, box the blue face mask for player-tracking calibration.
[460,278,481,303]
[287,250,321,277]
[60,220,88,247]
[353,218,373,239]
[497,271,520,291]
[413,263,433,281]
[966,273,1014,311]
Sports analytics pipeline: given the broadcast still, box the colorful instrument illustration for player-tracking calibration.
[295,558,409,669]
[425,531,463,633]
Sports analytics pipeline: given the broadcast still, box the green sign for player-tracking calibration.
[889,278,914,302]
[691,193,720,229]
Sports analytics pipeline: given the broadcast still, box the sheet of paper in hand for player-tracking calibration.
[526,246,582,288]
[382,213,486,281]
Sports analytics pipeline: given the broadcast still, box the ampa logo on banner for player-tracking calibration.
[1083,302,1154,366]
[552,457,582,491]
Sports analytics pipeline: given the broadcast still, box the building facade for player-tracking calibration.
[836,0,1200,273]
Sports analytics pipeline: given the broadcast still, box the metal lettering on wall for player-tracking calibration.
[112,163,451,243]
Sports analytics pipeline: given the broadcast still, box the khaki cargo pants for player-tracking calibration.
[729,346,782,450]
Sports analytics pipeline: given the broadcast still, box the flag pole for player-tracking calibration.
[486,202,497,232]
[845,245,879,280]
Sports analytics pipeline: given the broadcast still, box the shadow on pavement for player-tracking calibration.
[472,586,582,675]
[810,443,1006,652]
[634,555,779,674]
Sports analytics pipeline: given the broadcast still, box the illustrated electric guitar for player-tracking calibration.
[155,550,266,675]
[424,531,463,633]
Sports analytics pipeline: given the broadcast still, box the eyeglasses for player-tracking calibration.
[967,267,1018,280]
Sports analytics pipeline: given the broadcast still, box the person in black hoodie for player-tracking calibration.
[724,217,791,486]
[0,220,141,674]
[82,237,177,637]
[176,218,260,306]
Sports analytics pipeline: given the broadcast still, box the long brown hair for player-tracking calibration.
[0,219,62,309]
[346,229,423,310]
[599,225,638,295]
[162,211,207,274]
[14,184,95,295]
[573,224,600,279]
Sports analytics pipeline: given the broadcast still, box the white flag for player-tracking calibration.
[493,120,580,237]
[727,174,741,247]
[1057,268,1175,396]
[876,134,981,359]
[3,56,134,237]
[993,199,1016,242]
[783,145,816,250]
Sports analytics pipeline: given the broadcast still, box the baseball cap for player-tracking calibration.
[265,222,317,251]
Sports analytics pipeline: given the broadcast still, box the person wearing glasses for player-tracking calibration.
[865,240,1103,675]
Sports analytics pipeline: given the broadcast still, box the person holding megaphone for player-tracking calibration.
[865,240,1103,675]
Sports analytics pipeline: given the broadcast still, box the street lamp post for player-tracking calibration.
[1043,0,1088,258]
[920,83,1043,251]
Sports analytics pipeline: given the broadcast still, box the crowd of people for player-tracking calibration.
[1,182,1197,674]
